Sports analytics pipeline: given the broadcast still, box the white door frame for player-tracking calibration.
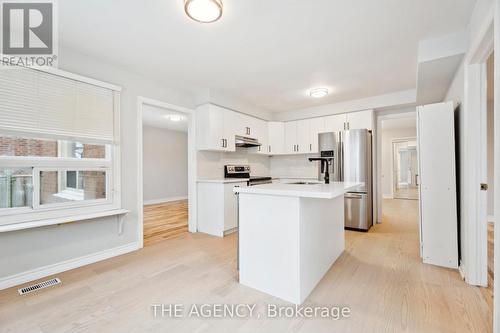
[462,14,494,287]
[494,1,500,331]
[375,110,416,222]
[493,0,500,332]
[391,137,417,199]
[137,97,197,248]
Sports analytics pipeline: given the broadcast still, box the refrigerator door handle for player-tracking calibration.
[339,133,344,181]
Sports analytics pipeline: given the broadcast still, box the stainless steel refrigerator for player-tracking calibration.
[318,129,373,231]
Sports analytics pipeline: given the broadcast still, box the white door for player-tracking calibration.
[284,121,298,154]
[417,102,458,269]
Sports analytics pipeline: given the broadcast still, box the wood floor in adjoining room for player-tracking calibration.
[0,199,492,333]
[143,200,188,246]
[481,222,495,314]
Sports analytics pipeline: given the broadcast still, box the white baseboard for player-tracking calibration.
[0,242,140,291]
[487,215,495,223]
[143,196,188,205]
[382,194,394,199]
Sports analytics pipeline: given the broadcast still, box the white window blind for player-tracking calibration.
[0,67,114,143]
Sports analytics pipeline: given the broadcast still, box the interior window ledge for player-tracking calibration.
[0,209,130,233]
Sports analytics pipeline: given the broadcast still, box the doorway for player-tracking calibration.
[377,112,418,224]
[392,139,419,200]
[137,97,196,248]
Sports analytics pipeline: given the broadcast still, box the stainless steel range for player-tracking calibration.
[224,165,272,186]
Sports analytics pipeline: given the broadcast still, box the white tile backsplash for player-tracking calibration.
[197,150,319,180]
[197,149,270,178]
[269,154,318,179]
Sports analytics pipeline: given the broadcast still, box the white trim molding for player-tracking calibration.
[143,196,188,206]
[0,242,140,291]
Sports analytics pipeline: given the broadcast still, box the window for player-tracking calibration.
[0,67,120,226]
[0,135,114,222]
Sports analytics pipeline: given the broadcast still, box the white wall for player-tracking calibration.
[143,126,188,204]
[0,46,195,284]
[197,150,270,179]
[442,0,495,276]
[380,127,417,198]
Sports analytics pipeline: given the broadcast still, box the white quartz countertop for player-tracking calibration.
[197,178,249,184]
[234,182,361,199]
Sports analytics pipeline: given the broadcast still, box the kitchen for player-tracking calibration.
[0,1,496,332]
[195,103,374,303]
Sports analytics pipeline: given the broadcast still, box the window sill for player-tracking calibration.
[0,209,130,233]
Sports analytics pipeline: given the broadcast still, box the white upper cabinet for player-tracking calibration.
[296,119,310,153]
[196,104,373,154]
[345,110,373,130]
[268,122,285,155]
[234,113,256,137]
[251,118,269,155]
[309,117,325,153]
[324,114,346,132]
[196,104,235,152]
[284,121,298,154]
[323,110,373,132]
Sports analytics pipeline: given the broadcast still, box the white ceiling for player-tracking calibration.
[142,104,188,132]
[59,0,476,112]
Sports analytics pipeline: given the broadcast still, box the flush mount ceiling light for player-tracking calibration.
[184,0,223,23]
[309,88,329,98]
[164,114,184,122]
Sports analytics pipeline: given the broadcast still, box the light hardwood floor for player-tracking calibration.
[143,200,188,246]
[481,222,494,314]
[0,199,492,332]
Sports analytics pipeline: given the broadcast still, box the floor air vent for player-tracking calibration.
[18,278,61,295]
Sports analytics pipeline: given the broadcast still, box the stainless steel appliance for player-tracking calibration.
[317,130,373,231]
[235,136,261,148]
[224,165,272,186]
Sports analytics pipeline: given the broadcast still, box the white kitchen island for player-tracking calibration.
[234,182,358,304]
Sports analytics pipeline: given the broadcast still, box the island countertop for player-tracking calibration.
[233,181,360,199]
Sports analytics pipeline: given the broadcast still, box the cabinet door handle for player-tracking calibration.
[310,143,312,151]
[222,139,225,148]
[268,145,271,153]
[297,144,299,152]
[347,122,350,130]
[224,139,227,148]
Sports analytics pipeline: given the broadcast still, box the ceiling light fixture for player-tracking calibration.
[309,88,329,98]
[164,114,184,122]
[184,0,223,23]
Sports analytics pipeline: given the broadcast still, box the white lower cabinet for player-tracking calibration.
[197,181,247,237]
